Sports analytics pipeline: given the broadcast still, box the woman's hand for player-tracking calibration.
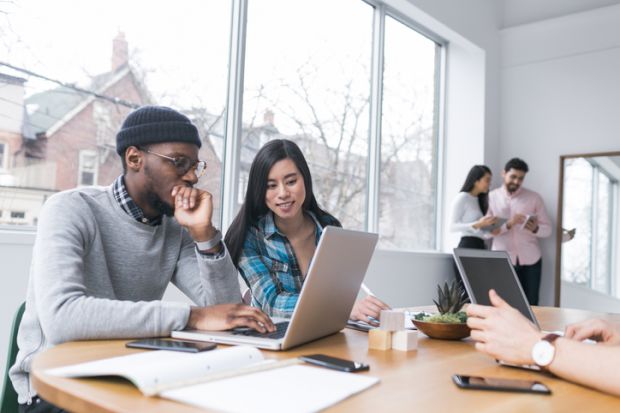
[350,296,391,326]
[473,215,497,230]
[564,319,620,345]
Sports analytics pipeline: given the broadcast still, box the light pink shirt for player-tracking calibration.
[488,186,552,265]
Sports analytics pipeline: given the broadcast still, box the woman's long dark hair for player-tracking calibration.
[225,139,340,267]
[459,165,492,215]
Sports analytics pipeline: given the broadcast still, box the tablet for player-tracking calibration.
[452,248,538,326]
[479,217,507,233]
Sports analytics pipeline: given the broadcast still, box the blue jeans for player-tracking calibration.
[514,259,542,305]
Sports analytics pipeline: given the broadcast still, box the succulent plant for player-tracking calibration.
[433,280,468,315]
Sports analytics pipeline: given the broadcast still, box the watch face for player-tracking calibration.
[532,340,555,367]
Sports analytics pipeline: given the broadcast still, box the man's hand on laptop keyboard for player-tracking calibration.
[564,318,620,345]
[186,304,276,334]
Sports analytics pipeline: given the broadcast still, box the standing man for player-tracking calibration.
[10,106,274,412]
[488,158,551,305]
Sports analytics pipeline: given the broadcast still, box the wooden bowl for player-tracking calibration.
[412,319,471,340]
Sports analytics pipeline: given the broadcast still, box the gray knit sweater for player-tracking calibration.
[9,185,240,404]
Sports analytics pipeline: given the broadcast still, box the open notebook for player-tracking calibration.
[46,346,379,413]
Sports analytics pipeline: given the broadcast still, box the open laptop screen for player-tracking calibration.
[457,254,536,324]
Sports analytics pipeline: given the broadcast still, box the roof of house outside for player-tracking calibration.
[25,65,135,135]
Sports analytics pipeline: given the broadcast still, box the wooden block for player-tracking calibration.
[391,330,418,351]
[379,310,405,332]
[368,328,392,350]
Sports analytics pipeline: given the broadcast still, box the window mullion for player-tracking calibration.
[366,4,385,233]
[221,0,249,232]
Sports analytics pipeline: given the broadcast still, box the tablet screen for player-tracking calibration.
[458,256,535,323]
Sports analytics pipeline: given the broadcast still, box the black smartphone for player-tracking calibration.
[452,374,551,395]
[126,338,217,353]
[300,354,369,372]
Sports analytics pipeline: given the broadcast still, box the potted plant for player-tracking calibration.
[412,280,470,340]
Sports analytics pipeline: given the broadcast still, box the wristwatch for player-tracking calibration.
[531,333,560,368]
[195,229,222,251]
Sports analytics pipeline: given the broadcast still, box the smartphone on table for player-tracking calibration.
[452,374,551,395]
[300,354,369,372]
[126,338,217,353]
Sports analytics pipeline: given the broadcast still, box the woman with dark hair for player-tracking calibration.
[225,139,389,323]
[449,165,497,249]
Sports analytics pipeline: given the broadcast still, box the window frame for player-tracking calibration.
[588,163,617,295]
[0,141,7,171]
[78,150,98,187]
[561,157,618,295]
[371,5,446,249]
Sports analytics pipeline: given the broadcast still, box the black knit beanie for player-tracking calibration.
[116,106,202,155]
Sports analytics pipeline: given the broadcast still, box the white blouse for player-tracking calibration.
[449,192,486,239]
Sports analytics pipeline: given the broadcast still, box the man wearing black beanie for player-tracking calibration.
[10,106,275,412]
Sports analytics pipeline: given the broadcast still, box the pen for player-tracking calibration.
[361,283,374,296]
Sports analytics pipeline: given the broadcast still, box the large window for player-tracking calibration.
[1,0,445,251]
[234,2,443,247]
[378,15,440,250]
[562,158,617,295]
[239,0,373,230]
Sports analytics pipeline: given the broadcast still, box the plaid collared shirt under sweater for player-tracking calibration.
[112,175,223,257]
[112,175,162,226]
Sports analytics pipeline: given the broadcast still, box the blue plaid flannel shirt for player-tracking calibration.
[238,211,340,318]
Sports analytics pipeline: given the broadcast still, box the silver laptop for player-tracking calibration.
[172,226,378,351]
[453,248,543,369]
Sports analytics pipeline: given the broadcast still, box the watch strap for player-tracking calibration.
[536,333,561,370]
[195,229,222,251]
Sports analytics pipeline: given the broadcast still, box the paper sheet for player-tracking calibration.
[161,364,379,413]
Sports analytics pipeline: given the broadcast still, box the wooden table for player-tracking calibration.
[32,307,620,412]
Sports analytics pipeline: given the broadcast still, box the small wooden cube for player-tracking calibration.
[391,330,418,351]
[379,310,405,332]
[368,328,392,350]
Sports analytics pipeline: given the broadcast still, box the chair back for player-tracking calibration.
[1,302,26,413]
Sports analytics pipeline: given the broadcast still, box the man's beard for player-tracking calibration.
[145,191,175,217]
[506,184,519,193]
[143,163,175,217]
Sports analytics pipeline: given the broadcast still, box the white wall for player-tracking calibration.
[364,250,455,307]
[501,0,620,28]
[562,282,620,313]
[499,4,620,307]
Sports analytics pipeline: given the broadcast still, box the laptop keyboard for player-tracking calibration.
[232,321,289,339]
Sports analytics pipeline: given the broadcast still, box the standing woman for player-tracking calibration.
[225,139,390,323]
[450,165,497,249]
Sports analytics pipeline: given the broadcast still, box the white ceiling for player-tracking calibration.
[501,0,620,28]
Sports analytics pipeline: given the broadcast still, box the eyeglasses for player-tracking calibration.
[142,149,207,178]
